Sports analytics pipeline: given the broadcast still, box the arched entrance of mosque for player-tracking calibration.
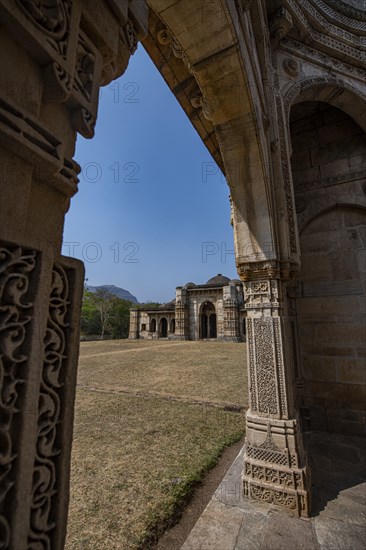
[160,317,168,338]
[289,98,366,437]
[170,319,175,334]
[150,318,156,333]
[200,302,217,339]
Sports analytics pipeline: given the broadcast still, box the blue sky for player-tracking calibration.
[63,45,237,303]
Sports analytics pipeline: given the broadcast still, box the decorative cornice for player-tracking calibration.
[283,0,366,65]
[0,97,80,197]
[313,0,366,28]
[237,260,299,281]
[281,38,366,83]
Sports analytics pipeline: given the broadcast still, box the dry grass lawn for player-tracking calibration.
[66,340,248,549]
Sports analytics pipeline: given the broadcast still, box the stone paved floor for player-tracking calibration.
[182,432,366,549]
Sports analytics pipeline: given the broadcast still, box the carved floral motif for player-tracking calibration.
[16,0,72,58]
[74,33,95,103]
[283,57,299,77]
[246,482,298,510]
[274,318,287,417]
[28,263,70,548]
[246,318,257,411]
[0,244,37,549]
[254,320,278,414]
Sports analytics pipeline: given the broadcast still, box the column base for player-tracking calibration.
[243,413,310,518]
[243,459,309,517]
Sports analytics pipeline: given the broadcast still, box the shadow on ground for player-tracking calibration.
[307,431,366,518]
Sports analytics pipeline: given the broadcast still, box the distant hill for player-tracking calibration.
[86,285,139,304]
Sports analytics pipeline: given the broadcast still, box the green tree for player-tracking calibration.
[109,298,132,339]
[89,288,115,339]
[80,289,135,340]
[81,290,101,337]
[137,302,161,309]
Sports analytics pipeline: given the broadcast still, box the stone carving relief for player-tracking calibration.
[156,25,192,72]
[315,0,366,30]
[248,483,297,509]
[285,0,365,63]
[155,23,214,121]
[27,263,70,548]
[73,32,96,104]
[283,75,366,116]
[189,93,213,121]
[2,1,102,138]
[274,318,288,417]
[254,319,278,415]
[246,438,297,469]
[270,7,293,39]
[243,421,308,516]
[122,19,139,56]
[16,0,72,59]
[281,38,366,83]
[0,243,38,549]
[246,318,257,411]
[283,57,299,77]
[244,279,281,309]
[275,95,298,256]
[0,97,80,195]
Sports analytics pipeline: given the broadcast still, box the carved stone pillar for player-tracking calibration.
[223,302,240,341]
[0,1,148,548]
[223,284,241,341]
[239,263,310,517]
[129,308,140,339]
[174,288,189,340]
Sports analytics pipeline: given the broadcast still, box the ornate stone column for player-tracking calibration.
[0,1,148,548]
[239,262,310,517]
[223,284,241,342]
[174,287,189,340]
[129,308,140,339]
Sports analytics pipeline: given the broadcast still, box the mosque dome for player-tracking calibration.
[206,274,230,286]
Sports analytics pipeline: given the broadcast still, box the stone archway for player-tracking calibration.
[200,301,217,339]
[160,317,168,338]
[0,2,310,541]
[289,100,366,436]
[3,0,366,544]
[150,318,156,333]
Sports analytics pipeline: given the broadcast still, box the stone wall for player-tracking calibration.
[291,102,366,436]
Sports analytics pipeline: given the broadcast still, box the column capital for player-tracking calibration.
[237,260,299,282]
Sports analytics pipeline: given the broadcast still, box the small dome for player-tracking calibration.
[184,282,196,288]
[229,278,241,285]
[206,274,230,286]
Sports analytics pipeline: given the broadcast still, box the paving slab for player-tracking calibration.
[181,499,244,550]
[181,434,366,550]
